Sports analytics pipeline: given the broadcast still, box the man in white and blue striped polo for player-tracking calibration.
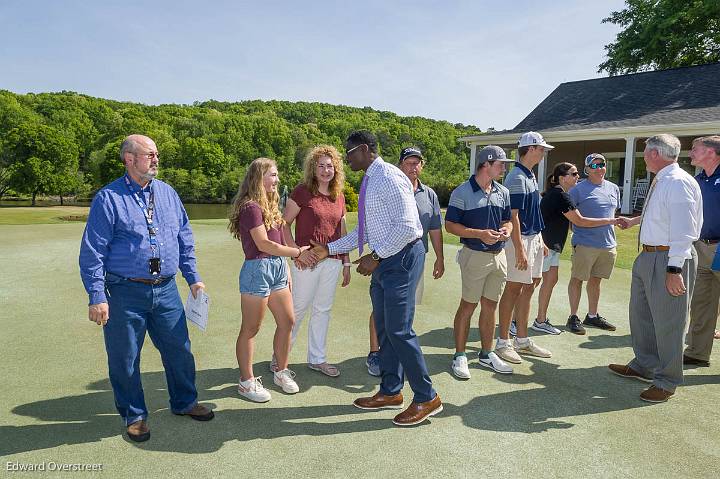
[497,132,553,364]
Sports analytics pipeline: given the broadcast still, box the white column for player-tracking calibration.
[538,154,547,192]
[469,143,477,174]
[621,136,636,214]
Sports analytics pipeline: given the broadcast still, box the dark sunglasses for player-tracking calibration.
[567,172,580,177]
[588,162,606,169]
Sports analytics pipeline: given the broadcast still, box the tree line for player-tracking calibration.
[0,90,481,209]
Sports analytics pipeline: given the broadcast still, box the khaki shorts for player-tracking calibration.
[570,244,617,280]
[458,247,507,303]
[505,234,544,284]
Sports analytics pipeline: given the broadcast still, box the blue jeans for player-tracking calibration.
[104,273,198,425]
[239,257,288,297]
[370,240,436,403]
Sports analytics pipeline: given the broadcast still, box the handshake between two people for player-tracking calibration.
[614,216,640,230]
[292,241,354,285]
[293,240,378,278]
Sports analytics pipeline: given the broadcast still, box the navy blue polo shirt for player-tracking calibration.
[504,162,545,235]
[445,175,512,252]
[696,165,720,240]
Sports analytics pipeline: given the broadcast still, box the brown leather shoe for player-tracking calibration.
[353,392,404,410]
[608,363,652,383]
[126,420,150,442]
[392,394,443,426]
[640,385,674,403]
[174,404,215,421]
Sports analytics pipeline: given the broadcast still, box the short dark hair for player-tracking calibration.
[476,160,496,172]
[518,146,530,158]
[346,130,378,154]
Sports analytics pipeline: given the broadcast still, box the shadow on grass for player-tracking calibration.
[5,355,720,455]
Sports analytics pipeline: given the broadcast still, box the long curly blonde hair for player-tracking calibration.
[229,158,284,240]
[303,145,345,200]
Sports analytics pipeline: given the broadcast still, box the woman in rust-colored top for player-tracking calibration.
[282,145,350,377]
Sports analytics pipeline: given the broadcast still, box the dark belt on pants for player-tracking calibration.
[128,276,173,285]
[642,245,669,252]
[699,238,720,245]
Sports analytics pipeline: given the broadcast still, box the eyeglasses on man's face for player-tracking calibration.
[589,162,606,170]
[134,151,160,161]
[345,144,365,157]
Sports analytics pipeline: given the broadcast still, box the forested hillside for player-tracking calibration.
[0,90,481,207]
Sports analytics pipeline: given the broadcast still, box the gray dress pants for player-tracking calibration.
[628,248,697,392]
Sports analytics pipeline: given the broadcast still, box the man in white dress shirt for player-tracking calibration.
[610,133,703,403]
[311,130,442,426]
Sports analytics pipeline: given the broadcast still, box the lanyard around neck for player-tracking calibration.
[125,175,158,255]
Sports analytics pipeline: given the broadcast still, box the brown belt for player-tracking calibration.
[642,245,669,252]
[129,277,172,285]
[699,239,720,245]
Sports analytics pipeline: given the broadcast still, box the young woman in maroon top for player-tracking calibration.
[229,158,314,402]
[282,145,351,377]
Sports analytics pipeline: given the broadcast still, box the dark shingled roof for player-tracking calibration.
[509,62,720,133]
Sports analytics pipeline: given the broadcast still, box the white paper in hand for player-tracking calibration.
[185,289,210,331]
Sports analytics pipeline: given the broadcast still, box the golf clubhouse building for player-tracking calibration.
[459,62,720,214]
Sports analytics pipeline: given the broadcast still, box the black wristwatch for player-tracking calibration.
[666,266,682,274]
[370,251,382,262]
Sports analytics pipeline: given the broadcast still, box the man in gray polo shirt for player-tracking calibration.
[365,146,444,376]
[566,153,621,334]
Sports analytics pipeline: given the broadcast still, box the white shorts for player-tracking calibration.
[542,250,561,273]
[504,234,543,284]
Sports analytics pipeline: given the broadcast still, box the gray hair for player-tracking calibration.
[645,134,681,161]
[119,137,138,161]
[693,135,720,155]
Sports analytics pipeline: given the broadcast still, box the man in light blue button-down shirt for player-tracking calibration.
[311,130,441,426]
[79,134,213,442]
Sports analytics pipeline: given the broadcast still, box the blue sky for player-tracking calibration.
[0,0,626,130]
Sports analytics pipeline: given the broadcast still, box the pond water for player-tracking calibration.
[0,200,231,220]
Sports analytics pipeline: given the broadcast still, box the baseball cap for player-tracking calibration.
[399,147,424,163]
[584,153,606,166]
[518,131,554,149]
[476,145,514,165]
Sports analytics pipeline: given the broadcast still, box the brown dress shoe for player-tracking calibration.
[174,404,215,421]
[640,385,674,403]
[392,394,443,426]
[353,392,404,410]
[127,420,150,442]
[608,363,652,383]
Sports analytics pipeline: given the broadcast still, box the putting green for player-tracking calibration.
[0,221,716,478]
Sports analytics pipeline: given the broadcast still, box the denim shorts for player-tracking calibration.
[239,257,288,297]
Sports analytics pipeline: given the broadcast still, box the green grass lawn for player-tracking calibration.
[0,205,89,225]
[0,217,717,478]
[0,206,640,269]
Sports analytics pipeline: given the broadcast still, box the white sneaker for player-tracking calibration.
[451,355,471,379]
[273,368,299,394]
[495,340,522,364]
[238,376,272,403]
[478,352,513,374]
[514,338,552,358]
[530,319,562,335]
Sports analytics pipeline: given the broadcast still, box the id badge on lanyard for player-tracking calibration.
[125,176,161,275]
